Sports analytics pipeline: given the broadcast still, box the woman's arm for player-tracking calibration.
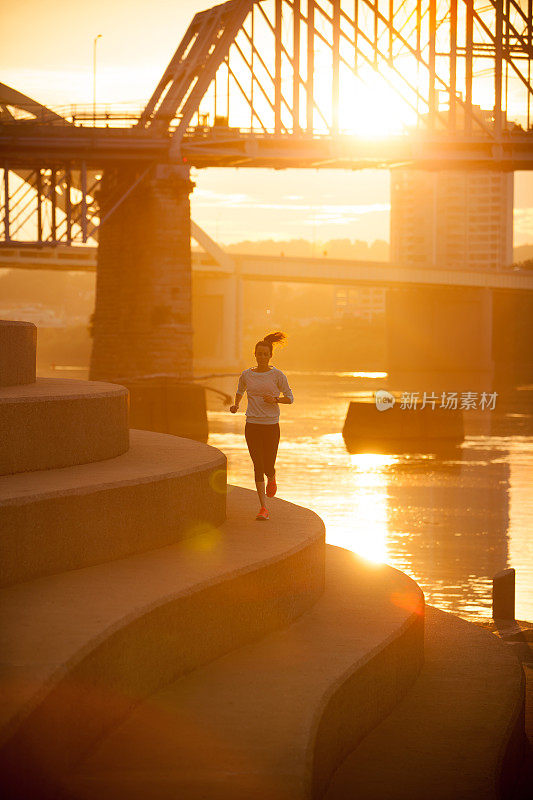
[264,372,294,405]
[279,372,294,404]
[263,394,291,405]
[231,373,246,413]
[230,392,243,413]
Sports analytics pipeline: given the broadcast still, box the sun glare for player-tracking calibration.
[339,67,417,137]
[307,58,418,138]
[327,453,395,563]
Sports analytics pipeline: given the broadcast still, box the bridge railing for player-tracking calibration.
[1,104,145,128]
[4,103,533,142]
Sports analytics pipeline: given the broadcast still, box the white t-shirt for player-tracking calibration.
[236,367,294,424]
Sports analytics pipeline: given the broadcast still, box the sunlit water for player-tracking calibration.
[206,371,533,622]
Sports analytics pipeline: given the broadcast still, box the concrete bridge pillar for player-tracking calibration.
[385,285,494,394]
[192,273,244,372]
[89,164,194,383]
[226,273,244,368]
[492,289,533,388]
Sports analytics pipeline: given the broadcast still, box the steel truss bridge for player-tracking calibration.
[1,0,533,247]
[2,243,533,292]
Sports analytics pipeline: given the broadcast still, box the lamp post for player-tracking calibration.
[93,34,102,125]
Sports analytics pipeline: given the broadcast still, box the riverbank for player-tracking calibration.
[474,619,533,798]
[324,606,526,800]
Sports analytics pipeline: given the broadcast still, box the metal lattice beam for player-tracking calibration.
[138,0,532,151]
[2,1,533,245]
[138,0,253,141]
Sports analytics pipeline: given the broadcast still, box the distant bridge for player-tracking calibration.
[1,243,532,291]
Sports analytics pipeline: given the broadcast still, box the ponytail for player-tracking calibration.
[255,331,287,356]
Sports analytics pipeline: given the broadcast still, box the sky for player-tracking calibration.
[1,0,532,246]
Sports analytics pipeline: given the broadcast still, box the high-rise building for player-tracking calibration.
[390,169,514,270]
[334,286,385,320]
[391,105,516,271]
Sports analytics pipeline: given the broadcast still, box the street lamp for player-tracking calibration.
[93,34,102,125]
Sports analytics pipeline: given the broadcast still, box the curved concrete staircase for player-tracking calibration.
[0,320,525,799]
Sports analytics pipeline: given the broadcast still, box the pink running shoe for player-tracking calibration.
[266,476,277,498]
[256,507,269,521]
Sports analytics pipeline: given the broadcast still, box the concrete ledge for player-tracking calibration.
[324,606,525,800]
[0,320,36,387]
[0,488,325,798]
[0,378,129,476]
[61,546,424,800]
[342,399,464,455]
[0,429,226,586]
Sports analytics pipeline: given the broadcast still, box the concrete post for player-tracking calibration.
[89,164,195,383]
[492,568,515,621]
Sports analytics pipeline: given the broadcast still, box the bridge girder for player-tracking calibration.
[2,1,533,246]
[139,0,533,153]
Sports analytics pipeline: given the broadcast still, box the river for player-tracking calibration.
[206,370,533,622]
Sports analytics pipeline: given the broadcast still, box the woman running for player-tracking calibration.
[230,331,294,521]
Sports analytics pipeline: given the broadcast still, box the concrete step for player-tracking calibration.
[0,378,129,476]
[61,546,424,800]
[324,606,526,800]
[0,429,226,587]
[0,488,325,798]
[0,320,36,387]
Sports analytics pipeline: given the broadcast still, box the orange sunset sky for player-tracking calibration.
[2,0,532,247]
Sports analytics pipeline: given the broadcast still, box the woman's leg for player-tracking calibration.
[245,423,267,508]
[263,423,280,481]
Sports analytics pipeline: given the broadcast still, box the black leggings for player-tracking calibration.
[245,422,280,483]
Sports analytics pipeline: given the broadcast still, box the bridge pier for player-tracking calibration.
[89,164,194,383]
[385,285,494,395]
[192,273,244,373]
[492,289,533,388]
